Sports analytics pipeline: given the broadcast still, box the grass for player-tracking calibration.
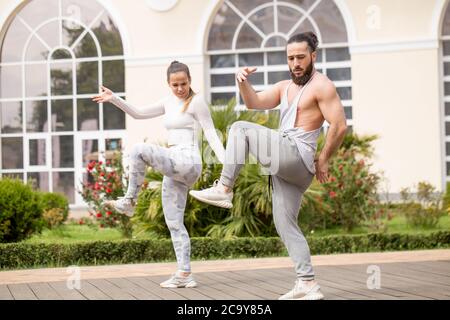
[23,214,450,244]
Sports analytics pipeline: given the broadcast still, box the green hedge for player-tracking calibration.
[0,232,449,270]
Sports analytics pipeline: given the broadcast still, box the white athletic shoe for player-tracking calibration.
[279,279,325,300]
[105,197,135,217]
[189,180,233,209]
[160,271,198,288]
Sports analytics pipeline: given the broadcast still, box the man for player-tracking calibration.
[189,32,347,300]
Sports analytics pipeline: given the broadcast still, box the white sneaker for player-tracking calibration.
[160,271,198,288]
[189,180,233,209]
[105,197,135,217]
[279,279,325,300]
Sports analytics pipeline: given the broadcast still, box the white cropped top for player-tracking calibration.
[110,93,225,164]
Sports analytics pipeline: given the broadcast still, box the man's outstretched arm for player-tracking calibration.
[237,67,282,110]
[315,80,348,183]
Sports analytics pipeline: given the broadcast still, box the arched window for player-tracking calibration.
[206,0,352,122]
[0,0,126,205]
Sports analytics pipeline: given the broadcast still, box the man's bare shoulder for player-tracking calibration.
[311,72,336,96]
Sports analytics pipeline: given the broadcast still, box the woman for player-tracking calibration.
[92,61,225,288]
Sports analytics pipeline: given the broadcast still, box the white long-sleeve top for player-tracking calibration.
[110,93,225,164]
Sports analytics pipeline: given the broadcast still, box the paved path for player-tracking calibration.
[0,250,449,300]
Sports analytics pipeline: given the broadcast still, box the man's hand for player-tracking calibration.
[236,67,257,83]
[315,158,329,183]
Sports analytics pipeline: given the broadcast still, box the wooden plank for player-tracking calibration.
[0,285,13,300]
[222,271,283,299]
[198,272,264,300]
[106,278,160,300]
[334,264,446,300]
[48,281,86,300]
[77,280,112,300]
[88,279,136,300]
[28,282,62,300]
[314,265,423,300]
[127,277,186,300]
[186,273,237,300]
[404,261,450,278]
[7,284,37,300]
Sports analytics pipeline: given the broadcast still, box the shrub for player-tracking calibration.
[79,152,133,238]
[0,178,44,243]
[42,208,65,229]
[400,182,445,228]
[38,192,69,221]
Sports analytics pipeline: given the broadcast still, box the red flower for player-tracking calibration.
[329,176,336,183]
[106,211,112,216]
[329,191,337,198]
[78,219,84,225]
[96,213,102,218]
[106,188,112,194]
[100,172,105,177]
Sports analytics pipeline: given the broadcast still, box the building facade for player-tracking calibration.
[0,0,448,207]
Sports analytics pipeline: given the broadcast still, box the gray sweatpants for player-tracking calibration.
[126,143,202,273]
[219,121,315,280]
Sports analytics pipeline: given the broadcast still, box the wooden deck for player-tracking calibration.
[1,259,449,300]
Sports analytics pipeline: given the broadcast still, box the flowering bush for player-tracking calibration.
[79,152,132,237]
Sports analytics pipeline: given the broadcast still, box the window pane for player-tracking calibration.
[103,102,125,130]
[82,139,98,167]
[327,68,351,81]
[25,35,49,61]
[444,41,450,56]
[239,53,264,66]
[91,13,124,56]
[2,173,23,180]
[25,63,48,97]
[61,20,84,48]
[267,52,286,65]
[211,74,235,87]
[103,60,124,92]
[52,135,74,168]
[236,24,263,49]
[77,62,98,94]
[207,3,241,51]
[446,122,450,136]
[1,101,22,133]
[445,62,450,76]
[290,19,315,42]
[2,137,23,169]
[210,55,235,68]
[229,0,268,15]
[445,102,450,116]
[0,65,22,98]
[447,162,450,176]
[446,142,450,156]
[344,106,353,120]
[249,6,274,35]
[26,100,48,133]
[78,99,99,131]
[51,99,73,132]
[62,0,104,28]
[316,49,323,62]
[310,0,348,43]
[29,139,46,166]
[18,0,59,29]
[248,73,264,85]
[27,172,49,192]
[326,48,350,62]
[52,171,74,203]
[278,5,302,34]
[264,36,286,48]
[51,63,73,96]
[36,21,59,50]
[51,49,72,60]
[268,71,290,84]
[1,18,30,62]
[336,87,352,100]
[73,32,98,58]
[445,83,450,96]
[106,138,122,152]
[211,92,236,105]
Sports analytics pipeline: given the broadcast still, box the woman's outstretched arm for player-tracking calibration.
[92,86,165,119]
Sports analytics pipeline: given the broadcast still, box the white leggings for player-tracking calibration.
[126,143,202,272]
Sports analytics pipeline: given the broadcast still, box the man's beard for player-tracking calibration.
[290,61,314,86]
